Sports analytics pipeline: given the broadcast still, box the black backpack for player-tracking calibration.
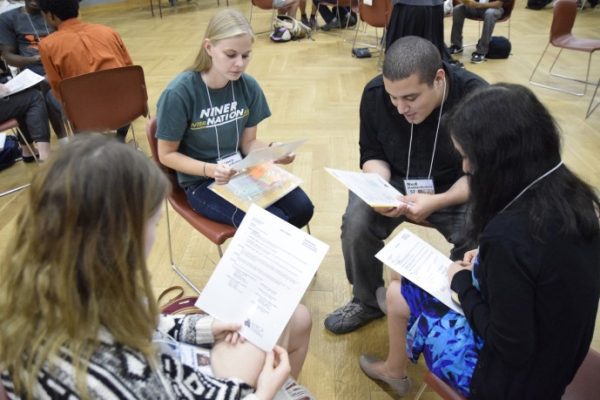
[487,36,511,59]
[0,135,22,171]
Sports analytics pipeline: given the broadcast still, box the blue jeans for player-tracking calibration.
[185,180,314,229]
[340,176,471,309]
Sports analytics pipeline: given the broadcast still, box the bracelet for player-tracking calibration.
[203,162,208,177]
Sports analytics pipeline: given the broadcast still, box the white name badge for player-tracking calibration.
[404,178,435,195]
[216,151,242,167]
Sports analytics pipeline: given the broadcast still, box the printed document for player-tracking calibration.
[325,168,406,208]
[232,139,307,171]
[196,204,329,351]
[0,69,45,98]
[376,229,463,314]
[210,163,302,211]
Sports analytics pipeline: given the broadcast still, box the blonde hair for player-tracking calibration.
[0,134,170,398]
[188,8,255,73]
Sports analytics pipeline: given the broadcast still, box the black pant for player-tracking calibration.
[0,88,50,144]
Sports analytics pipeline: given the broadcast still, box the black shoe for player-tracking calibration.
[321,18,342,31]
[448,45,463,55]
[471,52,486,64]
[448,59,465,69]
[301,15,309,26]
[342,12,357,28]
[324,299,385,334]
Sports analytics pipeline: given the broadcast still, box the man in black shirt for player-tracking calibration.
[325,36,487,334]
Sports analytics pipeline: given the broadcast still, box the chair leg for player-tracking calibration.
[165,200,203,294]
[414,382,428,400]
[586,77,600,119]
[529,45,590,96]
[15,128,39,165]
[0,183,30,198]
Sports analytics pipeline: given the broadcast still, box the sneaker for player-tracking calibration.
[320,18,342,31]
[471,52,486,64]
[447,59,465,69]
[324,299,385,334]
[309,16,317,29]
[342,12,357,28]
[301,15,309,27]
[448,45,463,55]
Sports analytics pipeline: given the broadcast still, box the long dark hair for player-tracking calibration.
[447,83,599,242]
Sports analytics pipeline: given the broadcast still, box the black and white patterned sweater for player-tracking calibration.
[1,314,259,399]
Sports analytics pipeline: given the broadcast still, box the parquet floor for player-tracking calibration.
[0,1,598,398]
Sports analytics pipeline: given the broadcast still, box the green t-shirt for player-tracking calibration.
[156,71,271,187]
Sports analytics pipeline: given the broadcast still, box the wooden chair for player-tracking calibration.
[351,0,392,57]
[414,371,467,400]
[59,65,149,146]
[149,0,228,18]
[146,117,236,294]
[562,348,600,399]
[529,0,600,97]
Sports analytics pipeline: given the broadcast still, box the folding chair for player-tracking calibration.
[351,0,392,61]
[146,117,236,294]
[249,0,278,34]
[59,65,149,146]
[0,118,38,197]
[529,0,600,97]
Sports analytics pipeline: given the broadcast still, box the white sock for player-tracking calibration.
[57,136,69,146]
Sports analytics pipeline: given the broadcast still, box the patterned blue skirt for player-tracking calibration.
[401,279,484,397]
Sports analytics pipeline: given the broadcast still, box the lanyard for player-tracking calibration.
[500,161,563,213]
[202,75,240,160]
[25,12,50,43]
[405,78,446,180]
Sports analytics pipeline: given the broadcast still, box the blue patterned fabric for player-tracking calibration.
[401,258,485,397]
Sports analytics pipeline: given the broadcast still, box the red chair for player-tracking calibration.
[351,0,392,56]
[146,117,236,294]
[0,118,38,197]
[59,65,149,146]
[249,0,277,34]
[529,0,600,97]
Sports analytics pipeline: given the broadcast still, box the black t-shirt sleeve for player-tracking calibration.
[359,79,386,168]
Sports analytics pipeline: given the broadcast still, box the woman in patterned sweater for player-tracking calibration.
[0,134,312,399]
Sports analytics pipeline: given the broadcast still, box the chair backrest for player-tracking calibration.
[550,0,577,45]
[145,117,236,246]
[359,0,392,28]
[562,348,600,400]
[59,65,148,133]
[500,0,516,21]
[252,0,274,10]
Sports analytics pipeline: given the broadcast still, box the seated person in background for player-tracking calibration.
[449,0,506,64]
[0,84,51,161]
[0,0,67,143]
[274,0,300,18]
[37,0,133,141]
[359,83,600,398]
[156,9,314,229]
[299,0,317,28]
[0,133,313,399]
[309,0,356,31]
[324,37,486,336]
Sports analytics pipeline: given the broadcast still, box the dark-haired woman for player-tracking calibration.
[359,83,600,399]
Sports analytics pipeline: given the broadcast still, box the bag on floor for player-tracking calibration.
[0,135,21,171]
[487,36,511,59]
[270,15,311,42]
[158,286,203,315]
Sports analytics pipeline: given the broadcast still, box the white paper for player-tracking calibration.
[196,204,329,351]
[1,69,45,98]
[325,168,407,208]
[0,133,6,151]
[364,0,373,5]
[376,229,463,315]
[232,139,307,171]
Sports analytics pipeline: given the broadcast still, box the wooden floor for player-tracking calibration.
[1,1,599,398]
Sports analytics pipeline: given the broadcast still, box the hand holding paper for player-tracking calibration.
[196,204,328,351]
[232,139,306,171]
[376,229,463,314]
